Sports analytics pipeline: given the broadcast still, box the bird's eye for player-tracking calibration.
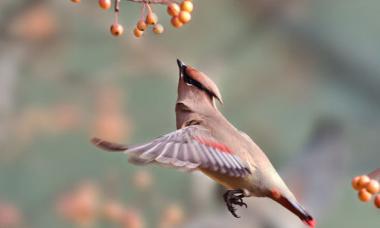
[183,74,209,95]
[184,75,195,86]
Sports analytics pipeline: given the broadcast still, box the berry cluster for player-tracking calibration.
[70,0,194,38]
[352,175,380,208]
[167,1,193,28]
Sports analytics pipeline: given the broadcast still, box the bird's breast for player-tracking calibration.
[199,168,263,197]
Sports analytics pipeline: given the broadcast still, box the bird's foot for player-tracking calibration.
[223,189,248,218]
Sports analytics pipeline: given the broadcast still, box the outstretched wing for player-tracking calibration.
[92,126,250,177]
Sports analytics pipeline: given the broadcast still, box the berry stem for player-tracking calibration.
[114,0,120,23]
[146,2,153,14]
[114,13,119,24]
[140,3,146,20]
[115,0,121,12]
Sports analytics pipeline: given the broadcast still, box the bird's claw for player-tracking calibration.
[229,205,240,218]
[223,189,248,218]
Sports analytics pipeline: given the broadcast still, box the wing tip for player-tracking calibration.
[91,137,128,152]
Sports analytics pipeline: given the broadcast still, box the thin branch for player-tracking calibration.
[368,168,380,181]
[125,0,176,5]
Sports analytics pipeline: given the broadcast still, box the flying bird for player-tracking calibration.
[91,59,315,227]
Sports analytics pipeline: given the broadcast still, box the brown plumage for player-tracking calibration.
[92,59,315,227]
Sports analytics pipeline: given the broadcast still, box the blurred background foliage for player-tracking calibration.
[0,0,379,227]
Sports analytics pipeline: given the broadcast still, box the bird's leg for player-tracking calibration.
[223,189,248,218]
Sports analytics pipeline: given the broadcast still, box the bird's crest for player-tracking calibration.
[177,59,223,104]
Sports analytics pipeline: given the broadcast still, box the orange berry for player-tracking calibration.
[71,0,80,3]
[358,189,372,202]
[366,180,380,194]
[375,195,380,208]
[153,24,164,34]
[136,20,147,31]
[178,11,191,24]
[110,23,124,36]
[352,176,361,190]
[133,27,144,38]
[358,175,371,189]
[171,17,183,28]
[180,0,194,13]
[145,12,158,25]
[98,0,111,10]
[167,3,181,16]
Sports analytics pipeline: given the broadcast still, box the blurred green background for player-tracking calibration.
[0,0,379,227]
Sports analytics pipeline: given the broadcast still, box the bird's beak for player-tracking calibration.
[177,59,186,77]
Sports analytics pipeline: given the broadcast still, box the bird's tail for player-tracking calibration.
[91,137,128,152]
[274,195,316,228]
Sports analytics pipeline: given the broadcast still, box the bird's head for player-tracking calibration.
[176,59,223,109]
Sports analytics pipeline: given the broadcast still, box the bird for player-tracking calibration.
[91,59,315,227]
[188,118,347,228]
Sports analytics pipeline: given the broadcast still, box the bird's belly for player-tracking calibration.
[199,168,254,194]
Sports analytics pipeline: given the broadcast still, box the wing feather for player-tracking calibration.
[94,126,250,177]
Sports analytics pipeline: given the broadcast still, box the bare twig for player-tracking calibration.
[368,168,380,181]
[125,0,176,5]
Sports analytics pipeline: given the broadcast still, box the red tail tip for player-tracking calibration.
[305,219,316,228]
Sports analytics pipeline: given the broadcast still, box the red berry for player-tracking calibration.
[366,180,380,194]
[375,195,380,208]
[145,12,158,25]
[98,0,111,10]
[133,27,144,38]
[167,3,180,17]
[153,24,164,34]
[178,11,191,24]
[358,189,372,202]
[171,17,183,28]
[352,176,361,190]
[180,0,193,13]
[110,24,124,36]
[136,20,147,31]
[358,175,371,189]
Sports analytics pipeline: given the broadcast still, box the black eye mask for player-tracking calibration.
[179,63,200,87]
[183,68,213,97]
